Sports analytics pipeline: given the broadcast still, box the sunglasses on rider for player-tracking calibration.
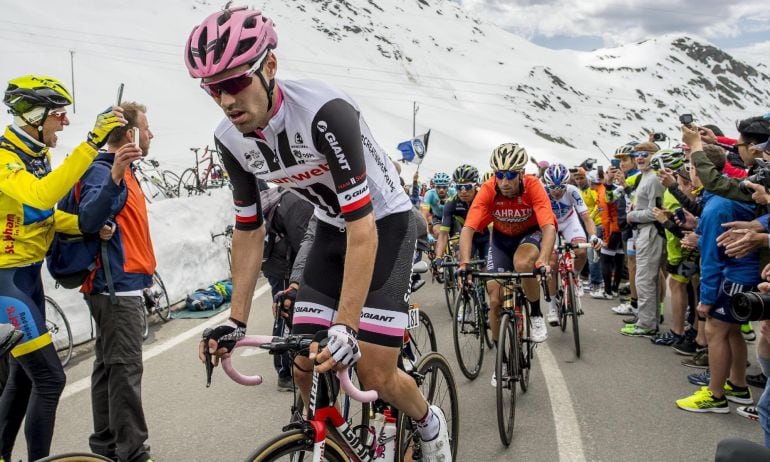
[48,110,67,121]
[455,183,475,191]
[495,170,520,181]
[547,184,566,192]
[200,60,261,98]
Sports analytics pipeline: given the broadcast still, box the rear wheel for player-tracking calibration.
[35,453,113,462]
[496,313,516,446]
[45,296,73,367]
[452,290,484,380]
[178,168,199,196]
[519,298,531,393]
[146,271,171,322]
[139,303,149,340]
[396,352,459,461]
[245,429,348,461]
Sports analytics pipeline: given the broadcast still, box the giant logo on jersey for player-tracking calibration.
[315,120,351,171]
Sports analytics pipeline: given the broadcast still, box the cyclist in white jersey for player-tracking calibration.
[185,7,451,460]
[543,164,600,325]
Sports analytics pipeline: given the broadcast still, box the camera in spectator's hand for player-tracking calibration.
[679,114,694,127]
[731,291,770,322]
[652,133,667,142]
[739,158,770,194]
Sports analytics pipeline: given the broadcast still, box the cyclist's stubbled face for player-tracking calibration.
[436,186,449,199]
[457,187,475,203]
[497,175,521,198]
[204,54,277,134]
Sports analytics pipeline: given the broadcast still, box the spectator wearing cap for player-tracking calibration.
[573,168,603,291]
[620,142,664,337]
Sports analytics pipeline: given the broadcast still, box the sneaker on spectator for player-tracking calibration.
[672,336,699,356]
[741,323,756,342]
[591,290,613,300]
[675,387,729,414]
[620,324,657,337]
[530,316,548,343]
[681,349,709,369]
[277,376,294,392]
[651,330,683,346]
[688,370,711,386]
[724,380,753,405]
[622,315,638,325]
[737,405,759,422]
[746,373,767,389]
[611,302,636,315]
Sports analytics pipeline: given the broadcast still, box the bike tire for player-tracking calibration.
[413,309,438,358]
[45,296,73,367]
[148,271,172,322]
[395,352,459,461]
[496,313,516,446]
[479,286,495,350]
[162,170,181,197]
[178,168,199,197]
[569,274,581,358]
[35,453,113,462]
[558,285,568,333]
[519,298,531,394]
[245,429,349,461]
[442,266,457,317]
[452,290,483,380]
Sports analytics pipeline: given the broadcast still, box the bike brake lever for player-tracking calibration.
[204,347,213,388]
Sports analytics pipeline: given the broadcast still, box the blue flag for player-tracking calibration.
[397,130,430,165]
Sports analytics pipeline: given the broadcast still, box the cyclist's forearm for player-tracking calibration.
[229,226,265,324]
[336,214,378,330]
[436,230,449,259]
[538,224,556,263]
[458,226,475,264]
[581,213,597,237]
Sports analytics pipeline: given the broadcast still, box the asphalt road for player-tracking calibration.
[43,278,764,462]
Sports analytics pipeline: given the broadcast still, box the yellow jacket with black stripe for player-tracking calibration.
[0,125,97,268]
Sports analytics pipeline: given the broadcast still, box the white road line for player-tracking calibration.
[61,283,271,400]
[538,342,587,462]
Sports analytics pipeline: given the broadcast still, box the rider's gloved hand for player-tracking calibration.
[87,106,126,148]
[202,317,246,354]
[428,234,436,244]
[431,257,443,270]
[314,324,361,370]
[589,234,602,250]
[456,263,471,285]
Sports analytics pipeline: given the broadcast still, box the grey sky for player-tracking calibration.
[456,0,770,58]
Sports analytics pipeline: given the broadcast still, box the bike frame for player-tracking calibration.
[190,146,222,188]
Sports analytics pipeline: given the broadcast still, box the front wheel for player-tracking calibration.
[245,429,349,461]
[396,352,459,461]
[496,313,517,446]
[146,271,171,322]
[442,266,457,317]
[35,453,113,462]
[45,296,73,367]
[178,168,199,197]
[568,274,581,358]
[161,170,181,197]
[452,290,484,380]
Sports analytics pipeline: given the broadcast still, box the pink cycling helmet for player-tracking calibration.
[185,6,277,79]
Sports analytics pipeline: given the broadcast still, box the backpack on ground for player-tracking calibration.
[185,280,232,311]
[46,159,126,289]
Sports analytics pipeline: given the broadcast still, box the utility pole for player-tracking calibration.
[412,101,419,137]
[69,50,76,113]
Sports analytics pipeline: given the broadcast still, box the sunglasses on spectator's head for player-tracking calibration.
[633,151,651,158]
[495,170,520,180]
[201,60,262,98]
[455,183,475,191]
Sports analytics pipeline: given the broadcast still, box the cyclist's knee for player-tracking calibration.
[574,248,587,261]
[513,249,537,272]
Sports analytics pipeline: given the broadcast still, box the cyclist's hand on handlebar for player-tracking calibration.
[589,235,602,251]
[198,317,247,366]
[456,263,472,286]
[535,261,551,281]
[310,324,361,373]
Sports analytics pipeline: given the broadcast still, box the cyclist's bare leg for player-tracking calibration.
[431,223,442,241]
[573,247,587,276]
[487,280,502,341]
[514,244,540,301]
[547,251,558,295]
[356,342,429,419]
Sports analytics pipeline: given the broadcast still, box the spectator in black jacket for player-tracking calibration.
[259,182,314,391]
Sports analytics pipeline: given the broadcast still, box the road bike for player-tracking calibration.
[554,238,592,358]
[211,224,234,274]
[448,259,493,380]
[429,236,460,317]
[140,271,172,339]
[206,332,458,461]
[474,269,550,446]
[134,158,180,203]
[179,146,229,196]
[45,296,73,367]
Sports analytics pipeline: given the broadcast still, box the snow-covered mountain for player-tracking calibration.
[2,0,768,342]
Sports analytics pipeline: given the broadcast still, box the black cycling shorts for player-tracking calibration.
[486,227,542,272]
[292,211,416,348]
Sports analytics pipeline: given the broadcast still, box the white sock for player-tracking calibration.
[416,405,440,441]
[549,299,558,312]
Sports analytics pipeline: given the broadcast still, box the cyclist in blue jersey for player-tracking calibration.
[542,164,601,325]
[421,172,455,241]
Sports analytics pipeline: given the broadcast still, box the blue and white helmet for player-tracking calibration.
[543,164,570,187]
[432,172,451,187]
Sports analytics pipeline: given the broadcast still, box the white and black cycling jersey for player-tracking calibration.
[214,79,411,230]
